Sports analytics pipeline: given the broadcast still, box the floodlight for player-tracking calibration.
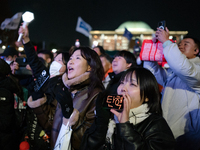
[17,11,34,42]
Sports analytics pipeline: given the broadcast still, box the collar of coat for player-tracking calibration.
[190,56,200,64]
[62,72,90,92]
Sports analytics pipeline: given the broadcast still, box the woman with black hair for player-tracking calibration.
[18,25,70,150]
[27,51,70,129]
[51,47,105,150]
[80,67,176,150]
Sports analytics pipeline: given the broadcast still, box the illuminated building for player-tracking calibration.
[90,21,188,52]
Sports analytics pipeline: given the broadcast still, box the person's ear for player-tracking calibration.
[87,65,91,71]
[127,63,132,68]
[194,48,199,57]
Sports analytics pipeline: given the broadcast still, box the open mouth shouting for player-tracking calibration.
[68,66,74,73]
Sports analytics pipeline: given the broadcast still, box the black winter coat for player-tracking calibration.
[23,42,55,103]
[80,113,176,150]
[0,77,18,133]
[106,72,125,95]
[0,76,22,150]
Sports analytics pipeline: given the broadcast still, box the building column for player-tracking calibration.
[140,34,144,43]
[114,34,117,50]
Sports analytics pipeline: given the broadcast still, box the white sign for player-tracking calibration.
[75,17,92,38]
[1,12,23,30]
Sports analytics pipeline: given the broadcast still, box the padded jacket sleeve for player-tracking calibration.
[143,61,168,86]
[163,42,200,93]
[23,41,48,78]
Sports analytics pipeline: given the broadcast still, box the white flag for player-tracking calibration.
[75,17,92,37]
[1,12,23,30]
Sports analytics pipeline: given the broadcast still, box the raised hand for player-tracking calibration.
[18,24,30,44]
[155,27,170,44]
[110,93,132,123]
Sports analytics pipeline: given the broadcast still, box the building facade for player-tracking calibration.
[90,21,188,52]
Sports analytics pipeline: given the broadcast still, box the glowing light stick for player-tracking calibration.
[17,11,34,42]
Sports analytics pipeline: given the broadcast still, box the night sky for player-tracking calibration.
[0,0,200,50]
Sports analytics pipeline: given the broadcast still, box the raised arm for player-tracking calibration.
[18,25,48,78]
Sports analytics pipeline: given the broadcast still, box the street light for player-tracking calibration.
[17,11,34,42]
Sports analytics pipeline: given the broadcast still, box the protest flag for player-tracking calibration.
[123,28,133,40]
[1,12,23,30]
[75,17,92,37]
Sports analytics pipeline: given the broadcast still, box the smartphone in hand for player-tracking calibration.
[158,20,166,30]
[103,94,124,112]
[155,20,166,42]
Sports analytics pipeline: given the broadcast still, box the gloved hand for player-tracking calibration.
[95,90,111,125]
[55,83,74,119]
[31,90,45,101]
[27,79,45,101]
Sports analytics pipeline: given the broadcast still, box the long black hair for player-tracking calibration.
[70,47,105,92]
[120,67,162,115]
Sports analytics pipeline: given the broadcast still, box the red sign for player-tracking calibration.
[140,40,166,62]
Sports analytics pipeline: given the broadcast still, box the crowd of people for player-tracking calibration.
[0,24,200,150]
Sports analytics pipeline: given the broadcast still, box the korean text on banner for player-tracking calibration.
[140,40,167,62]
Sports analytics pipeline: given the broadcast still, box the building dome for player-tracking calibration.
[115,21,154,32]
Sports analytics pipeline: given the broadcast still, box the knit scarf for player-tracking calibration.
[114,103,150,125]
[62,72,90,92]
[107,104,150,142]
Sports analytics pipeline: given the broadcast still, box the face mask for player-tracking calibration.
[5,60,12,65]
[49,61,63,76]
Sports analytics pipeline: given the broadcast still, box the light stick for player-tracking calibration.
[17,11,34,42]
